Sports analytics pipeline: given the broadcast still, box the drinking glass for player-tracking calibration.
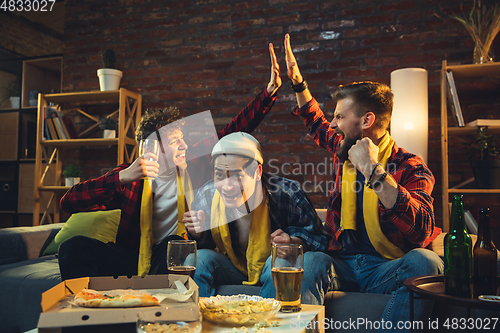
[167,240,197,278]
[139,139,159,161]
[271,244,304,313]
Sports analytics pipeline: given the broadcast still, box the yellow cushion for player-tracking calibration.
[42,209,121,255]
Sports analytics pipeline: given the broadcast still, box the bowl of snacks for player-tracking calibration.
[137,307,202,333]
[199,295,281,326]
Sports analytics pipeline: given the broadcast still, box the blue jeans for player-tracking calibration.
[194,249,333,305]
[327,248,444,333]
[194,249,248,297]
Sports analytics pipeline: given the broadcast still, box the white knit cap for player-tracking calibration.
[211,132,263,164]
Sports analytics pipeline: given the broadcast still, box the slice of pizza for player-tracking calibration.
[74,289,159,308]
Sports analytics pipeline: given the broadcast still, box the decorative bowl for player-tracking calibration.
[199,295,281,326]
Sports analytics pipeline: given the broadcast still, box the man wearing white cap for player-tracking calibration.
[59,44,282,281]
[182,132,332,304]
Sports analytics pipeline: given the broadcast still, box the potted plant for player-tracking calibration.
[466,126,500,188]
[446,0,500,63]
[62,163,82,187]
[97,49,123,91]
[99,116,117,138]
[0,76,21,109]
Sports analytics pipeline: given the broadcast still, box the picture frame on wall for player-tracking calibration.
[446,71,465,127]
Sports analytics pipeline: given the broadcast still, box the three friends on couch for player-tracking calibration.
[59,35,443,332]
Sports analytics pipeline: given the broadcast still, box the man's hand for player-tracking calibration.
[118,153,159,185]
[270,229,307,250]
[284,34,312,107]
[348,137,379,178]
[270,229,291,245]
[266,43,282,96]
[284,33,303,84]
[182,210,205,239]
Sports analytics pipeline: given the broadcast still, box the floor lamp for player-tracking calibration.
[390,68,428,164]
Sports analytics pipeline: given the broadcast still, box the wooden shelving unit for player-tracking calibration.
[0,55,61,227]
[441,60,500,231]
[33,88,142,226]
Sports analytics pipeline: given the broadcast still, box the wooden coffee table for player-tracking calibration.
[201,304,325,333]
[27,304,325,333]
[404,275,500,333]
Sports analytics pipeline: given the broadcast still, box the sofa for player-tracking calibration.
[1,210,499,333]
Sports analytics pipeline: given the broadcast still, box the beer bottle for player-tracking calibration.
[473,208,498,297]
[444,194,472,298]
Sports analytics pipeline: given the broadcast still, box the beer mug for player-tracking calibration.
[271,244,304,313]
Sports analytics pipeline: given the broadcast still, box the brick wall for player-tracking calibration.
[62,0,500,235]
[0,13,63,57]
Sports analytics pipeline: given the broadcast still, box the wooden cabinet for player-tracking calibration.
[440,60,500,231]
[33,89,142,226]
[0,55,61,227]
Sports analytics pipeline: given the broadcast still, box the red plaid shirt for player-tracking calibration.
[60,89,277,252]
[292,98,440,254]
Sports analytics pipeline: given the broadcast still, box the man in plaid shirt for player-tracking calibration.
[182,132,331,304]
[58,44,282,280]
[283,34,443,332]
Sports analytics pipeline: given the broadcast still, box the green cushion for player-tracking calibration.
[42,209,121,256]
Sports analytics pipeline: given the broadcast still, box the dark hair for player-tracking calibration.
[135,106,183,141]
[212,154,260,177]
[332,81,393,130]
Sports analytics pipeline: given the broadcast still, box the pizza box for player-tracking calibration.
[37,274,199,333]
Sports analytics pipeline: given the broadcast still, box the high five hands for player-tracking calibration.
[267,43,282,96]
[284,33,303,85]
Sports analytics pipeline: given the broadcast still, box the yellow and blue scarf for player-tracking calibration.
[138,168,192,277]
[340,132,405,260]
[210,190,271,285]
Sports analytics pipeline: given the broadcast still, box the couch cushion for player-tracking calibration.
[0,256,61,333]
[0,224,64,265]
[42,209,121,255]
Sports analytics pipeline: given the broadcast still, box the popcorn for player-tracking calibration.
[199,296,280,326]
[140,323,192,333]
[254,319,270,329]
[203,299,275,315]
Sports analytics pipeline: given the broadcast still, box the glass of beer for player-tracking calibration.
[167,240,197,278]
[271,244,304,313]
[139,139,159,162]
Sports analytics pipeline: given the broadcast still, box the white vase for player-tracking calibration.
[65,177,80,187]
[9,96,20,109]
[97,68,123,91]
[103,129,116,138]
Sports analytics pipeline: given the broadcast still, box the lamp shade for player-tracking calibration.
[390,68,428,164]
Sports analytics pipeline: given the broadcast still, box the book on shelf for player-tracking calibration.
[41,106,48,140]
[464,210,478,235]
[465,119,500,127]
[47,118,59,140]
[60,117,71,139]
[52,117,67,139]
[446,71,464,127]
[44,121,52,140]
[62,116,77,139]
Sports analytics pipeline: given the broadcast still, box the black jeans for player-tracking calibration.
[58,234,184,280]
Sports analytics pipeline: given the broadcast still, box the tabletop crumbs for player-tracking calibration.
[225,319,280,333]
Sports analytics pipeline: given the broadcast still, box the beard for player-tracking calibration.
[335,128,362,162]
